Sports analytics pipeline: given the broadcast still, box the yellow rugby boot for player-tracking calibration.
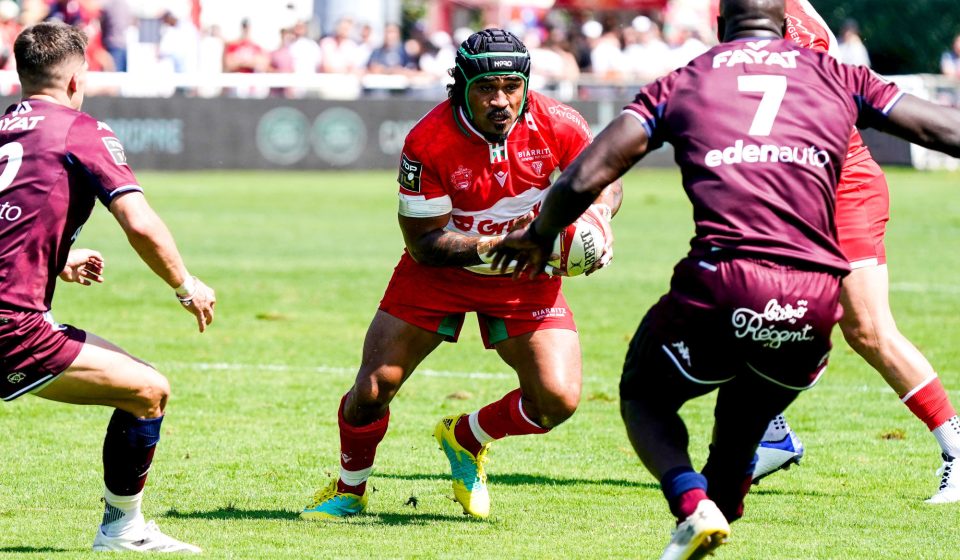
[300,479,368,520]
[434,414,490,518]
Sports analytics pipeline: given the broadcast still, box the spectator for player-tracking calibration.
[196,25,224,97]
[941,33,960,79]
[223,18,267,74]
[0,0,21,70]
[837,18,870,67]
[269,27,295,98]
[319,17,363,74]
[418,30,455,80]
[626,15,672,81]
[289,20,321,75]
[366,22,413,74]
[99,0,131,71]
[668,24,708,68]
[525,29,565,82]
[544,26,581,83]
[589,23,627,81]
[355,22,375,68]
[158,9,199,74]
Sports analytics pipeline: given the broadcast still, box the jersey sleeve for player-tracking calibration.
[834,62,905,130]
[622,71,680,152]
[396,136,451,218]
[784,0,838,55]
[545,104,593,169]
[65,116,141,206]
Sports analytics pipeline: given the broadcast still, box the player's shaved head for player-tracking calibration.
[15,21,87,93]
[717,0,786,42]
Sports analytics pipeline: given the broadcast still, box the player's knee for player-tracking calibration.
[130,368,169,418]
[529,390,579,429]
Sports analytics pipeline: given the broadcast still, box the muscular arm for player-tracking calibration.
[880,95,960,159]
[534,114,647,238]
[399,213,492,267]
[109,192,191,288]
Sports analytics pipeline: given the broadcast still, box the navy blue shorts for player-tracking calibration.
[621,256,843,400]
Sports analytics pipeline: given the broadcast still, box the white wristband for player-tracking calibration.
[175,275,197,299]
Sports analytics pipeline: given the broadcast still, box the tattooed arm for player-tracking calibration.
[398,213,497,267]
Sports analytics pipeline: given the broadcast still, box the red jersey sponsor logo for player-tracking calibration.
[532,307,567,320]
[452,208,539,235]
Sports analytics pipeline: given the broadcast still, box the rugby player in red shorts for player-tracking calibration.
[494,0,960,556]
[0,22,216,552]
[753,0,960,504]
[300,29,620,520]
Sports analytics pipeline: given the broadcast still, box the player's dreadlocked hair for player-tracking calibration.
[15,21,88,91]
[447,29,532,120]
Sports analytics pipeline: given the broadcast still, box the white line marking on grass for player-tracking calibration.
[163,361,516,380]
[891,282,960,295]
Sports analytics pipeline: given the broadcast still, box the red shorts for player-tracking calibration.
[835,157,889,268]
[379,253,576,348]
[0,310,86,401]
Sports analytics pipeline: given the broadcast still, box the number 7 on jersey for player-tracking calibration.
[738,75,787,136]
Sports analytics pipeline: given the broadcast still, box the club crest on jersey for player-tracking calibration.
[489,143,506,164]
[450,165,473,190]
[531,161,543,175]
[101,137,128,166]
[398,153,423,193]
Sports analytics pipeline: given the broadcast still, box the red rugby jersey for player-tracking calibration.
[396,91,592,274]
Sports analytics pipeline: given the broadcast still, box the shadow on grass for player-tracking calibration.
[163,507,299,521]
[377,472,658,489]
[750,486,833,498]
[0,546,73,553]
[161,507,482,526]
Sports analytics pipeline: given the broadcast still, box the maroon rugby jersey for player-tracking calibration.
[0,99,140,311]
[624,38,903,274]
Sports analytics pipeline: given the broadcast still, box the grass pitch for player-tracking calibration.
[1,168,959,559]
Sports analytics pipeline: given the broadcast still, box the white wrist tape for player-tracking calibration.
[175,275,197,299]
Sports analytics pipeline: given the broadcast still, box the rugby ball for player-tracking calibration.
[549,218,604,277]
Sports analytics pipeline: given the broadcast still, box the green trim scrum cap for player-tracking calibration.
[455,29,531,120]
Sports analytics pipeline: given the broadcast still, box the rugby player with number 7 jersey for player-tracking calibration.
[491,0,960,557]
[0,22,216,553]
[752,0,960,505]
[300,28,621,521]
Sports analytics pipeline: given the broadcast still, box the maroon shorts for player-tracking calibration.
[379,253,576,349]
[0,310,86,401]
[621,256,843,398]
[836,158,889,268]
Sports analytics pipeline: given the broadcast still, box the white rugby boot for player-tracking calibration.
[659,499,730,560]
[926,453,960,504]
[93,518,201,553]
[753,414,804,483]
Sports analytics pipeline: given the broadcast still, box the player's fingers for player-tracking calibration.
[195,307,206,333]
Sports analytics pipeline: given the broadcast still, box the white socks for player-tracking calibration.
[101,489,144,537]
[933,416,960,459]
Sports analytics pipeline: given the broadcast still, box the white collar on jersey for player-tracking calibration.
[457,106,520,144]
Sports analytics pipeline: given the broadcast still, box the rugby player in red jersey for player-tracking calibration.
[301,28,621,520]
[0,22,215,552]
[752,0,960,504]
[492,0,960,556]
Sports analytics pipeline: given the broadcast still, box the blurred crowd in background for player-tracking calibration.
[0,0,957,99]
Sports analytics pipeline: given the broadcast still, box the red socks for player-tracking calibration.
[454,389,549,455]
[337,393,389,495]
[903,377,957,431]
